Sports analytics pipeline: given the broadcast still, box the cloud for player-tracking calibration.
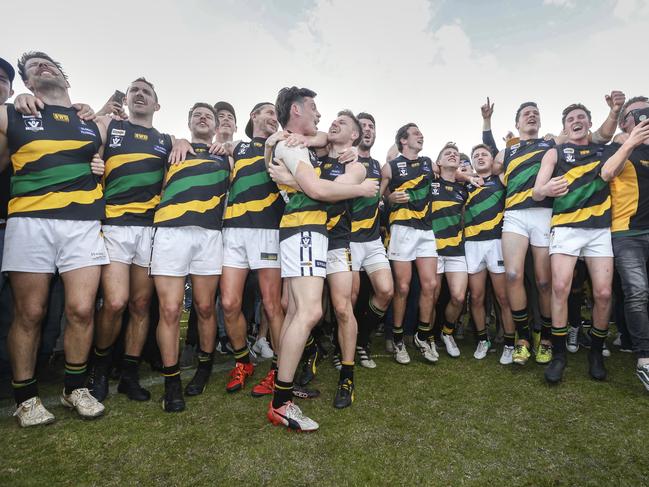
[543,0,576,7]
[613,0,649,20]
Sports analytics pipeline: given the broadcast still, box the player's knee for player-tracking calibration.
[333,302,353,325]
[128,294,150,317]
[14,302,47,328]
[103,295,128,316]
[66,303,95,326]
[375,284,394,309]
[220,292,242,316]
[194,300,215,320]
[159,301,182,325]
[536,277,551,294]
[552,278,571,299]
[395,280,410,297]
[505,269,522,285]
[593,286,612,304]
[450,292,465,308]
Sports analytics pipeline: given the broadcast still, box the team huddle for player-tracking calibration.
[1,51,649,433]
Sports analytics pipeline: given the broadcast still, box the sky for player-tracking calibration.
[1,0,648,160]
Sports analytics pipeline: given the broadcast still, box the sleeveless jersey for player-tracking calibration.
[608,143,649,236]
[351,156,381,242]
[153,143,229,230]
[319,156,351,250]
[503,138,555,211]
[431,178,467,256]
[103,119,171,226]
[224,137,285,229]
[387,155,432,230]
[464,175,505,241]
[551,143,610,229]
[277,146,328,241]
[6,104,104,220]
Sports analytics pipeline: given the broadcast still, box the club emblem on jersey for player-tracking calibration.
[111,128,126,136]
[563,147,575,163]
[399,168,408,177]
[23,115,43,132]
[238,143,249,155]
[431,182,440,195]
[300,235,312,248]
[135,133,148,141]
[109,135,123,148]
[53,113,70,123]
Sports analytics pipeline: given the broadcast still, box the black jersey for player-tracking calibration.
[387,155,432,230]
[320,156,351,250]
[431,177,467,256]
[503,138,555,211]
[464,175,505,241]
[351,156,381,242]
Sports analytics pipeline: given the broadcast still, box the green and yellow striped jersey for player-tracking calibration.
[503,138,554,211]
[387,155,432,230]
[464,175,504,241]
[351,156,381,242]
[431,178,467,256]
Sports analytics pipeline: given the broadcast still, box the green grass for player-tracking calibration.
[1,336,648,487]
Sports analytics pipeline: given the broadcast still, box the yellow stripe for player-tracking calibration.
[231,156,262,180]
[327,213,342,231]
[610,161,637,233]
[224,193,279,220]
[464,212,503,238]
[504,150,543,185]
[389,205,428,223]
[562,160,601,186]
[12,140,93,172]
[106,195,160,219]
[551,196,611,227]
[395,175,424,192]
[280,210,327,228]
[154,195,222,224]
[432,200,459,211]
[105,153,160,179]
[165,159,213,181]
[505,188,533,209]
[466,186,484,205]
[352,208,378,232]
[8,184,103,215]
[436,230,463,250]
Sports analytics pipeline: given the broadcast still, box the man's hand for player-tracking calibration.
[543,176,569,198]
[623,118,649,150]
[358,178,379,198]
[72,103,96,121]
[285,133,308,148]
[268,158,298,188]
[209,141,227,155]
[338,146,358,164]
[90,153,105,176]
[96,99,127,120]
[168,138,195,164]
[605,90,626,115]
[481,97,494,120]
[265,131,288,149]
[469,175,484,187]
[14,93,44,116]
[388,191,409,204]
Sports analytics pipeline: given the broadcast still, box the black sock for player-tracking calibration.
[304,335,317,357]
[64,361,88,395]
[162,363,181,386]
[504,332,515,348]
[416,321,433,342]
[121,355,140,378]
[442,320,455,336]
[93,346,113,372]
[358,297,385,348]
[551,326,569,355]
[12,377,38,405]
[475,328,488,343]
[233,346,250,364]
[393,326,404,344]
[272,379,293,408]
[512,309,530,342]
[568,291,583,328]
[541,315,552,341]
[590,327,608,352]
[271,353,278,371]
[197,350,214,371]
[339,361,354,383]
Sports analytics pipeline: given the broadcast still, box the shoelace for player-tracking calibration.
[340,380,352,392]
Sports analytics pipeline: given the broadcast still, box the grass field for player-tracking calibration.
[1,335,648,487]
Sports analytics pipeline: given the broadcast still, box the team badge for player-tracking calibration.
[23,114,43,132]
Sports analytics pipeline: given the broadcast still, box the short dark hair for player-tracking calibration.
[471,143,492,157]
[356,112,375,126]
[128,77,158,103]
[17,51,67,83]
[275,86,317,128]
[188,102,218,125]
[337,109,362,147]
[515,102,538,125]
[395,123,418,152]
[561,103,592,126]
[619,96,649,127]
[436,142,459,163]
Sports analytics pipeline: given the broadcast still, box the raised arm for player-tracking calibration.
[591,90,626,144]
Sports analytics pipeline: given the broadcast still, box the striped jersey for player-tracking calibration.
[103,119,171,225]
[153,143,230,230]
[351,156,381,242]
[464,175,505,241]
[319,156,351,250]
[224,137,285,229]
[387,155,432,230]
[5,104,104,220]
[431,178,467,256]
[277,146,328,241]
[503,138,555,211]
[551,143,610,229]
[608,143,649,236]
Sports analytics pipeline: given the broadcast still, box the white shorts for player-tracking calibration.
[350,239,390,273]
[465,239,505,274]
[437,255,467,274]
[327,247,352,275]
[222,227,280,270]
[549,227,613,258]
[102,225,153,267]
[387,224,438,261]
[2,217,108,274]
[280,231,328,278]
[503,208,552,247]
[150,226,223,276]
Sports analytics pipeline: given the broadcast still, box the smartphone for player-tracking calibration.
[633,107,649,125]
[111,90,126,105]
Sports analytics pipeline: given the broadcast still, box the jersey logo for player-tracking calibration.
[431,181,440,195]
[253,142,263,148]
[300,235,312,248]
[396,161,407,168]
[53,113,69,123]
[563,147,575,163]
[111,128,126,136]
[23,115,43,132]
[538,142,550,148]
[153,145,168,155]
[109,136,123,148]
[135,133,148,141]
[580,150,590,155]
[238,143,249,155]
[399,168,408,177]
[509,143,521,156]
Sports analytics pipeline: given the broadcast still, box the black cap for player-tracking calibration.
[245,102,274,139]
[0,57,15,85]
[214,101,236,123]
